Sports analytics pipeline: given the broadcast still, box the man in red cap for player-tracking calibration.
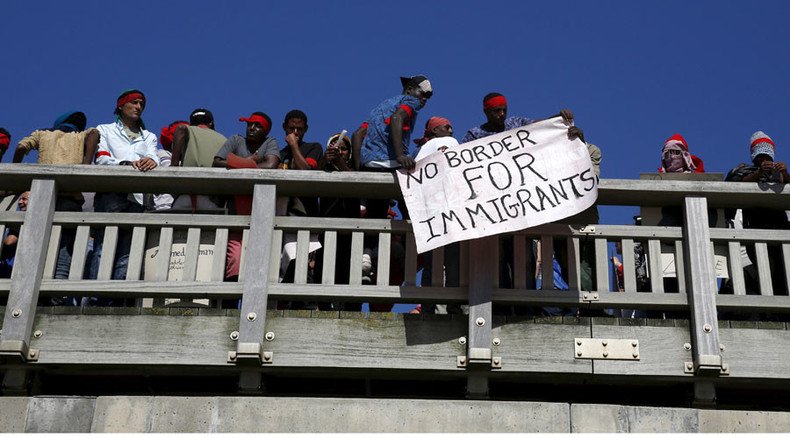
[213,112,280,169]
[212,112,280,283]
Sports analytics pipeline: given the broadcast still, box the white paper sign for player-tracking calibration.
[397,117,598,254]
[415,136,460,161]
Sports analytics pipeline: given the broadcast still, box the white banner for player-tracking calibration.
[397,117,598,254]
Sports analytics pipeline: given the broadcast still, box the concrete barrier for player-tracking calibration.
[4,396,790,432]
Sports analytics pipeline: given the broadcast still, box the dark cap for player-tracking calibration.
[190,108,214,126]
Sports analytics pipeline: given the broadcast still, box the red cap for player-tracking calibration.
[239,114,271,134]
[0,133,9,149]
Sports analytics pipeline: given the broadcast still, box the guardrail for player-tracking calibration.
[1,164,790,404]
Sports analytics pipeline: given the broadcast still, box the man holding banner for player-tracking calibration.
[457,93,580,292]
[397,116,597,303]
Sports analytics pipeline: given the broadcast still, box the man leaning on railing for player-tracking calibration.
[12,111,98,304]
[87,89,158,294]
[726,131,790,296]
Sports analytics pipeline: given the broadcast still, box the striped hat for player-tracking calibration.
[750,131,775,161]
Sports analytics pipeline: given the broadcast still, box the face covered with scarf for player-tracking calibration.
[660,135,696,173]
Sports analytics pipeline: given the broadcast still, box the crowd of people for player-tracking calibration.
[0,74,787,313]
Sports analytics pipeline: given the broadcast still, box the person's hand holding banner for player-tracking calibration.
[397,116,598,254]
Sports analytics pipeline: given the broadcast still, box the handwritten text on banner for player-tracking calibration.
[397,117,598,254]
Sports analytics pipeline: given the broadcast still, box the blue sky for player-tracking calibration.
[2,0,789,227]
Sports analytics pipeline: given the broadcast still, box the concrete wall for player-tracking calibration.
[3,396,790,433]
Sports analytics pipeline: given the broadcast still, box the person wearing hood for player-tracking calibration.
[655,133,715,232]
[658,133,705,173]
[12,112,99,298]
[13,110,97,165]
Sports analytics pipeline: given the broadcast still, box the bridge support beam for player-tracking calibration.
[683,196,725,405]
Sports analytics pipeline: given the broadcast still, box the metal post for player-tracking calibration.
[0,180,57,392]
[233,184,276,392]
[682,197,724,382]
[465,236,497,399]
